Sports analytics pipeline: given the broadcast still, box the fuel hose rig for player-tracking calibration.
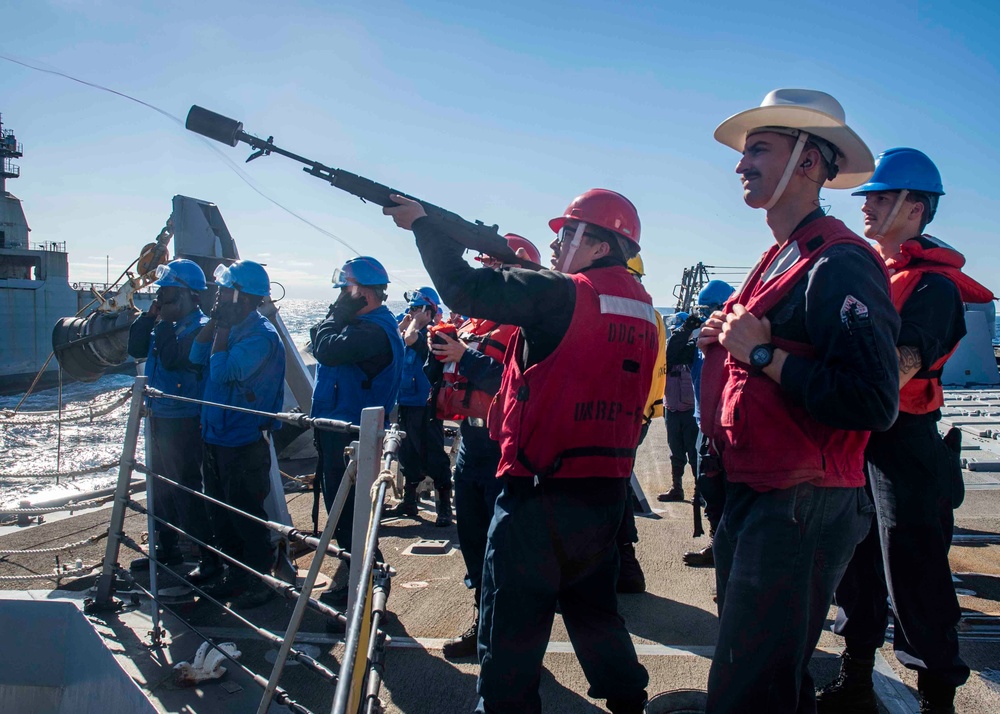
[51,225,173,382]
[184,105,543,270]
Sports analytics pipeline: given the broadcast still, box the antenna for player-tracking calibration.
[0,113,23,196]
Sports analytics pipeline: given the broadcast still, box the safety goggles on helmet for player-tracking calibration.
[155,263,194,290]
[330,267,353,288]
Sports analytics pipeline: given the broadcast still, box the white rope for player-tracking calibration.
[0,533,106,556]
[0,495,114,516]
[0,461,120,480]
[0,389,132,425]
[0,563,99,582]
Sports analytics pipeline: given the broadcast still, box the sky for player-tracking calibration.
[1,0,997,307]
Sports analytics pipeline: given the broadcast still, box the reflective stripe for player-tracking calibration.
[599,294,658,325]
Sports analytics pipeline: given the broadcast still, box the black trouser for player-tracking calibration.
[833,414,970,688]
[203,438,274,576]
[709,482,873,713]
[398,405,452,489]
[476,477,648,713]
[148,415,210,552]
[454,423,504,594]
[317,430,358,551]
[666,409,699,486]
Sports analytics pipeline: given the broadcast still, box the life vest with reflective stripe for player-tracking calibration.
[488,266,658,479]
[700,216,889,491]
[435,319,516,420]
[887,235,995,415]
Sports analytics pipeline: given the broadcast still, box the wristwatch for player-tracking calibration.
[749,343,775,372]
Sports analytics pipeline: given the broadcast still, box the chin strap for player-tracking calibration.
[875,189,909,240]
[558,222,587,272]
[762,131,810,211]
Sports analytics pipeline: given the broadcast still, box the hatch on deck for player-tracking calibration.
[0,598,157,714]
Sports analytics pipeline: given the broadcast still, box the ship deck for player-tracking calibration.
[2,391,1000,713]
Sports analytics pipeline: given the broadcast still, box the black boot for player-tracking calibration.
[383,483,419,519]
[442,609,479,660]
[918,672,956,714]
[657,465,686,502]
[816,651,878,713]
[130,546,183,571]
[683,528,715,567]
[188,550,223,584]
[435,485,453,527]
[617,543,646,593]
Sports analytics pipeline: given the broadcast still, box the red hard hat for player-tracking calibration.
[548,189,641,246]
[504,234,541,265]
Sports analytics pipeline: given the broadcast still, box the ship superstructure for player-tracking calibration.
[0,114,77,393]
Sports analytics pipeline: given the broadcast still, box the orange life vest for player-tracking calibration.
[886,235,995,415]
[435,319,516,421]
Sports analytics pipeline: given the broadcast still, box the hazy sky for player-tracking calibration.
[1,0,997,306]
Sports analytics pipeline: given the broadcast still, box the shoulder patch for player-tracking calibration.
[840,295,869,324]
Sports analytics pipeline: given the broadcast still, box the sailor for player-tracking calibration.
[431,234,540,659]
[310,256,404,555]
[383,285,454,525]
[672,280,735,568]
[819,149,989,714]
[384,188,655,714]
[189,259,286,610]
[656,311,698,503]
[700,89,901,712]
[615,253,666,594]
[126,259,218,582]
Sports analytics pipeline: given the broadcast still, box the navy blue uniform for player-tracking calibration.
[128,308,211,556]
[310,305,402,550]
[833,273,970,690]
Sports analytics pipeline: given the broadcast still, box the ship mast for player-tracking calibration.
[1,113,23,197]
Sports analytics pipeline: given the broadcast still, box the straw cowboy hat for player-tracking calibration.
[714,89,874,189]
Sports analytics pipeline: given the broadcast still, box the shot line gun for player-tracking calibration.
[185,105,539,269]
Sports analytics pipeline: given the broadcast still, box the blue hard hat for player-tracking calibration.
[331,256,390,288]
[698,280,735,309]
[851,148,944,197]
[671,311,690,329]
[407,286,441,310]
[213,260,271,297]
[153,259,207,291]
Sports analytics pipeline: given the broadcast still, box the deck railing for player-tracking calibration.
[89,374,402,714]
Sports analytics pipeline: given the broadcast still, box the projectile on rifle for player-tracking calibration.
[185,105,539,269]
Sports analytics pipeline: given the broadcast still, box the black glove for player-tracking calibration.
[330,291,368,325]
[684,314,704,331]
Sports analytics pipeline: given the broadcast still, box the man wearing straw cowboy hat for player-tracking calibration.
[698,89,901,712]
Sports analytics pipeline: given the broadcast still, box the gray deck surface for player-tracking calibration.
[2,391,1000,713]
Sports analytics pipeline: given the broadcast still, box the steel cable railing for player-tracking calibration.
[331,421,403,713]
[89,376,401,714]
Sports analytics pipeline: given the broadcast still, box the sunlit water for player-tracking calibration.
[0,300,407,508]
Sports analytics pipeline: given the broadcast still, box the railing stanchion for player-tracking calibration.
[91,375,146,610]
[348,407,382,616]
[256,454,357,714]
[143,415,162,644]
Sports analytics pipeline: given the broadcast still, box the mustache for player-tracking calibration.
[741,171,761,182]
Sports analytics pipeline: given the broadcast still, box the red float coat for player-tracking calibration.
[488,265,659,479]
[436,319,517,420]
[887,236,995,415]
[700,217,890,491]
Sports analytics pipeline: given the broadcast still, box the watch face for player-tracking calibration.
[751,345,772,367]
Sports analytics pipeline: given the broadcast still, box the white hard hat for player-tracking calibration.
[714,89,874,189]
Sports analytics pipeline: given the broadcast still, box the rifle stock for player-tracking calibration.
[186,105,538,268]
